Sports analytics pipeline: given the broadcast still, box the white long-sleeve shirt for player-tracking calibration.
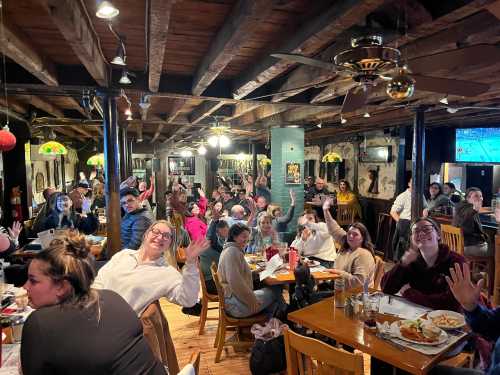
[93,249,199,315]
[291,222,337,261]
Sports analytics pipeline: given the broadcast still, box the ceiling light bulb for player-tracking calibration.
[363,112,371,118]
[126,114,133,121]
[119,70,131,85]
[207,135,219,148]
[197,145,207,155]
[219,135,230,148]
[316,122,322,128]
[111,54,126,66]
[439,96,449,105]
[124,107,132,116]
[96,0,119,19]
[446,107,459,114]
[341,117,347,124]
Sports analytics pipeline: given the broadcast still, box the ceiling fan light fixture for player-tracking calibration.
[219,135,231,148]
[207,135,219,148]
[96,0,119,19]
[197,145,207,155]
[386,69,415,101]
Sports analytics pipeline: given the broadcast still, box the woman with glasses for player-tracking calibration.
[381,217,466,311]
[43,192,98,234]
[93,220,209,315]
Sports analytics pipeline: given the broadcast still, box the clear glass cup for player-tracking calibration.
[11,317,24,343]
[334,278,346,308]
[15,290,29,312]
[363,293,381,327]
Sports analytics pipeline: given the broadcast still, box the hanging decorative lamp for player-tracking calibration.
[86,153,105,167]
[0,125,16,152]
[38,141,68,156]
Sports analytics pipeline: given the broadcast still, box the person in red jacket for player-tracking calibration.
[382,217,466,312]
[183,188,208,241]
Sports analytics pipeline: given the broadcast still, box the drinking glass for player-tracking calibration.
[334,278,346,308]
[11,317,24,343]
[15,290,29,312]
[363,293,381,327]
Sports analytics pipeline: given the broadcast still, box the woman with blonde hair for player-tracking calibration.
[248,213,278,254]
[93,220,209,315]
[21,230,165,374]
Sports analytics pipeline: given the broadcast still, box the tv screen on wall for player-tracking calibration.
[455,128,500,163]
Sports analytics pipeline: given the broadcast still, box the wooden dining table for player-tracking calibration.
[287,297,470,375]
[264,270,339,286]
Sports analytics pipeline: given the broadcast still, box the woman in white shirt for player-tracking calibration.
[291,209,336,268]
[93,220,209,315]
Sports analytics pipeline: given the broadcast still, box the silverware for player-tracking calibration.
[375,333,407,351]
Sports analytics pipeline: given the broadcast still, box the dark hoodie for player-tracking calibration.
[453,200,488,247]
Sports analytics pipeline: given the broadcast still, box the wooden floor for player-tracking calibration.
[160,299,252,375]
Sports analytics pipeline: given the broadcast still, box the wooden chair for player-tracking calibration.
[441,224,494,298]
[197,262,219,335]
[210,263,267,363]
[188,351,201,375]
[336,204,356,227]
[140,301,180,374]
[373,255,385,291]
[283,327,364,375]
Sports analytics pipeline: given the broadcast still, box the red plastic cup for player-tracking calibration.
[265,246,279,261]
[289,248,298,271]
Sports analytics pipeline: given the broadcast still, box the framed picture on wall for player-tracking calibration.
[285,162,301,184]
[35,172,45,193]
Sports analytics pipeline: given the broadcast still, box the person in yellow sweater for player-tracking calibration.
[336,180,362,219]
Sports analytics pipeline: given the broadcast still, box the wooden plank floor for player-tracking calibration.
[160,299,252,375]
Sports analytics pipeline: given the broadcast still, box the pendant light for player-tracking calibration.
[96,0,119,19]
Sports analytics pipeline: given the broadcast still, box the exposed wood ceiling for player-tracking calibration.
[1,0,500,147]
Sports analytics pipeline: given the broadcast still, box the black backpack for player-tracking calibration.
[249,335,286,375]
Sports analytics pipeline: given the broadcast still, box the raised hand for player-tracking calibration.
[8,221,22,241]
[89,170,97,181]
[184,238,210,262]
[247,197,256,212]
[289,189,296,205]
[198,188,205,198]
[400,246,420,266]
[445,263,483,312]
[297,215,307,226]
[322,197,334,211]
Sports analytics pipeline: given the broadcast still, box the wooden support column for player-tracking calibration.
[411,107,426,221]
[60,155,66,193]
[252,142,257,193]
[494,234,500,306]
[100,91,121,257]
[156,151,168,220]
[127,139,133,178]
[353,139,359,194]
[119,124,129,181]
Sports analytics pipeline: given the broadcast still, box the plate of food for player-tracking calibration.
[390,319,448,346]
[427,310,466,330]
[302,258,320,267]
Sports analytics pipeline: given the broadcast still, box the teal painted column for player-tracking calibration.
[271,127,304,232]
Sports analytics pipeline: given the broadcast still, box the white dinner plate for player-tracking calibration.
[427,310,466,330]
[390,320,448,346]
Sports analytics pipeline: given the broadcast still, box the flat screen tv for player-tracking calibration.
[359,146,392,163]
[455,128,500,163]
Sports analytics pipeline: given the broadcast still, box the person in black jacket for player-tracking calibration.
[453,187,490,256]
[21,230,165,375]
[43,192,98,235]
[120,187,152,250]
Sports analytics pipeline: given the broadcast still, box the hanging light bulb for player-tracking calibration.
[219,135,230,148]
[111,43,126,66]
[180,149,193,157]
[96,0,119,19]
[316,122,322,128]
[197,145,207,155]
[119,70,132,85]
[126,113,133,121]
[341,116,347,124]
[207,135,219,148]
[0,125,16,152]
[363,112,371,118]
[439,96,449,105]
[124,107,132,116]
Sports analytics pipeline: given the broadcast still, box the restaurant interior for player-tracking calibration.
[1,0,500,374]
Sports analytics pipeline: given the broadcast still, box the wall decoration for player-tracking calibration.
[168,156,195,175]
[285,162,301,184]
[368,166,380,194]
[35,172,45,193]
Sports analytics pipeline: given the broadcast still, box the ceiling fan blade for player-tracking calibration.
[341,86,370,114]
[271,53,336,71]
[412,74,490,96]
[409,44,500,74]
[246,78,336,101]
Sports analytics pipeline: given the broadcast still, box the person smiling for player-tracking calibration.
[381,217,466,311]
[93,220,209,315]
[21,230,166,374]
[322,198,375,289]
[120,187,153,250]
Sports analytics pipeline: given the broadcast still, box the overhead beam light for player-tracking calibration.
[111,43,126,66]
[96,0,119,19]
[340,116,347,124]
[439,96,449,105]
[124,107,132,116]
[316,122,322,128]
[363,112,371,118]
[119,70,132,85]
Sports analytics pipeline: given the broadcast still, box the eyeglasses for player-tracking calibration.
[120,198,136,205]
[150,228,172,240]
[412,225,435,235]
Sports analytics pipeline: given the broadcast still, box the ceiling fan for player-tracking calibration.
[271,35,499,115]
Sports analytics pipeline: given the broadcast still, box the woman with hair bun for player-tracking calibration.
[21,230,166,375]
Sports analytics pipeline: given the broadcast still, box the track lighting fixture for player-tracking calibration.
[340,116,347,124]
[439,96,449,105]
[124,107,132,116]
[363,112,371,118]
[119,70,132,85]
[316,122,322,128]
[111,42,126,66]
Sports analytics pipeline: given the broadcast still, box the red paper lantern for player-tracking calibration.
[0,126,16,152]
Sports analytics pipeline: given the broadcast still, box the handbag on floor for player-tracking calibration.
[249,318,288,375]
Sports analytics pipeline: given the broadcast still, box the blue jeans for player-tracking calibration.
[225,286,284,318]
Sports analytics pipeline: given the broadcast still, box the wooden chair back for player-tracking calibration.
[210,263,226,315]
[336,205,356,227]
[440,224,465,255]
[198,262,219,335]
[283,327,364,375]
[140,301,180,374]
[373,255,385,291]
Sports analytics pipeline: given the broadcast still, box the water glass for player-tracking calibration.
[363,294,381,326]
[11,317,24,343]
[15,290,29,312]
[334,278,346,308]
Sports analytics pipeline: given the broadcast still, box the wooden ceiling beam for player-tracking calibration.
[148,0,176,92]
[166,99,188,123]
[192,0,273,96]
[16,95,64,118]
[36,0,108,86]
[188,101,226,124]
[0,20,58,86]
[231,104,289,127]
[150,124,165,144]
[232,0,387,99]
[54,126,79,138]
[71,125,95,138]
[225,102,262,121]
[0,97,28,115]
